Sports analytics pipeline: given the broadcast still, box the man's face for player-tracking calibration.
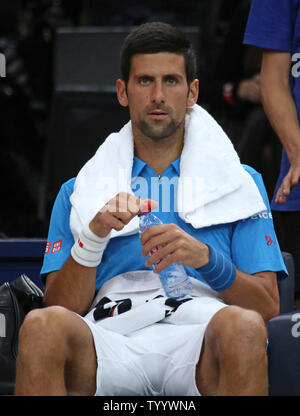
[117,52,198,141]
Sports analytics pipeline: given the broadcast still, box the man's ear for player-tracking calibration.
[187,78,199,107]
[116,79,129,107]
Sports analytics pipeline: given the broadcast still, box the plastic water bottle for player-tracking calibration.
[138,206,193,299]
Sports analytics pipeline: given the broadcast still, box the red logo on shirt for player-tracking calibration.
[265,235,276,246]
[78,238,84,248]
[45,242,51,254]
[51,240,62,253]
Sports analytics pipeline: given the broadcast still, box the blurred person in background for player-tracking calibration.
[199,0,281,201]
[244,0,300,308]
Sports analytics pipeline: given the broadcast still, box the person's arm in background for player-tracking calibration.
[199,0,261,109]
[261,50,300,203]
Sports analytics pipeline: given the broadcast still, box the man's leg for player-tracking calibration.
[14,306,97,396]
[195,305,268,396]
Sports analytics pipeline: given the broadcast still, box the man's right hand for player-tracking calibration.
[260,50,300,205]
[275,151,300,204]
[89,192,158,237]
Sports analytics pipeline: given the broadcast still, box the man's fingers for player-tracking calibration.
[92,193,156,237]
[139,198,159,213]
[275,183,288,203]
[116,194,158,216]
[92,193,159,237]
[126,195,142,214]
[275,164,300,203]
[140,224,170,246]
[141,230,172,257]
[275,171,292,203]
[145,242,176,268]
[100,212,127,231]
[113,210,135,225]
[291,168,300,187]
[282,175,291,196]
[153,254,175,274]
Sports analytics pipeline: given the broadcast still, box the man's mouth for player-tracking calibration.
[147,110,169,120]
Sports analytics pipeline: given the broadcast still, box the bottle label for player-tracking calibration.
[149,246,159,255]
[149,245,163,263]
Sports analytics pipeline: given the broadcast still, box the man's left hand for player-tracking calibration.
[140,223,209,273]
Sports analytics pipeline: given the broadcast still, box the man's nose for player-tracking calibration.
[151,81,165,104]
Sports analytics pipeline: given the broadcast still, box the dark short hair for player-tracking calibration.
[120,22,197,85]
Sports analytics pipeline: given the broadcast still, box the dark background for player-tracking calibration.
[0,0,280,238]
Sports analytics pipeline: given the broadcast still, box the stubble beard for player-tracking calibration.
[136,116,184,141]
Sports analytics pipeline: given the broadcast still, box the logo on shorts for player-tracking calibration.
[45,242,51,254]
[265,235,276,246]
[51,240,62,253]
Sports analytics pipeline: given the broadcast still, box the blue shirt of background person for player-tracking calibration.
[243,0,300,211]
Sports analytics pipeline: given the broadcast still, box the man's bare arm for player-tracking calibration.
[261,50,300,203]
[43,257,97,315]
[219,269,280,323]
[43,194,158,315]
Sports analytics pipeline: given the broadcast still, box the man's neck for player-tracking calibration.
[133,128,184,176]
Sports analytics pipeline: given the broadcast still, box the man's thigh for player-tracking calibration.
[59,308,98,395]
[16,305,98,396]
[195,305,268,396]
[31,306,98,395]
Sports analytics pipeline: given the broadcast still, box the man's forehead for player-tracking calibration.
[130,52,186,75]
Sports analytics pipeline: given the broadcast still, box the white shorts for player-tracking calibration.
[81,271,227,396]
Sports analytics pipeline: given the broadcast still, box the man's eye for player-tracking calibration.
[139,77,151,85]
[166,77,177,85]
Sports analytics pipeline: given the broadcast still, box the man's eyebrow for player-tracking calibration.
[134,73,184,79]
[134,74,154,79]
[163,73,184,79]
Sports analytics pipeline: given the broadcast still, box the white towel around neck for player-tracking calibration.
[69,104,266,241]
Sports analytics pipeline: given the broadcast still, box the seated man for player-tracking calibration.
[15,22,287,396]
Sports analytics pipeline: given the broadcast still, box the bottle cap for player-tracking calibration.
[138,200,152,217]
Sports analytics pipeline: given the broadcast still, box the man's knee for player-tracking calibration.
[18,306,70,361]
[197,306,268,395]
[206,305,267,361]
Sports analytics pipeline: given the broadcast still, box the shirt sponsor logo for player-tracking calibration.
[45,242,51,254]
[251,212,273,220]
[265,235,276,246]
[51,240,62,253]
